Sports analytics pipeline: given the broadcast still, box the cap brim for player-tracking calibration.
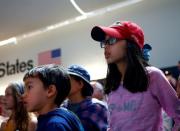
[68,72,93,90]
[91,26,121,42]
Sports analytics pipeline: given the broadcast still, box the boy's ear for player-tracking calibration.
[79,80,84,89]
[46,85,57,98]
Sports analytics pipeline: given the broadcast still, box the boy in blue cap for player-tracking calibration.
[64,65,108,131]
[22,64,84,131]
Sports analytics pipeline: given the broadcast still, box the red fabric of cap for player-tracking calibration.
[91,21,144,49]
[98,26,124,39]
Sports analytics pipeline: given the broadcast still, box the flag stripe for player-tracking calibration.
[38,48,61,65]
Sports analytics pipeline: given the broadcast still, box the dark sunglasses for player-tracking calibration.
[100,38,119,48]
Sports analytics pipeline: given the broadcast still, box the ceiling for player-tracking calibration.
[0,0,126,41]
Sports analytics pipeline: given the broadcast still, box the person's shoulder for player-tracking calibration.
[146,66,164,77]
[146,66,162,73]
[46,108,83,131]
[0,116,8,123]
[80,99,107,129]
[0,118,8,131]
[92,98,107,106]
[57,107,75,117]
[45,115,67,129]
[57,107,82,122]
[28,120,37,131]
[88,98,108,111]
[48,108,77,122]
[44,122,67,131]
[28,114,37,131]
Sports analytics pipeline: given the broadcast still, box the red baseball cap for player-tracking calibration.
[91,21,144,49]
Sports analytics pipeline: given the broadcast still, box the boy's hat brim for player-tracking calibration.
[68,72,91,86]
[67,65,94,93]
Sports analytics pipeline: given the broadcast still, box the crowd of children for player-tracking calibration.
[0,20,179,131]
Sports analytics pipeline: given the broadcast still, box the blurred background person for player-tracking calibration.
[173,60,180,79]
[142,43,152,63]
[0,95,10,127]
[0,82,37,131]
[177,72,180,98]
[164,70,177,90]
[177,60,180,76]
[90,81,106,101]
[177,60,180,98]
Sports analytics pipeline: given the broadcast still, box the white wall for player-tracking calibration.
[0,0,180,94]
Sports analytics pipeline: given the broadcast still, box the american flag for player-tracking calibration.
[38,48,61,65]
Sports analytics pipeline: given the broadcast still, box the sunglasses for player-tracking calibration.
[100,38,119,48]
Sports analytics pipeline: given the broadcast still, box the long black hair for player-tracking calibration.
[105,40,149,94]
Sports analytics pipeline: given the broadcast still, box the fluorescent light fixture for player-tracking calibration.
[58,21,70,26]
[0,0,143,46]
[70,0,86,15]
[75,15,87,21]
[48,21,70,30]
[46,25,55,30]
[88,0,143,16]
[19,30,43,40]
[0,37,17,46]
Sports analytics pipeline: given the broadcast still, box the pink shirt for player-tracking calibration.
[108,66,180,131]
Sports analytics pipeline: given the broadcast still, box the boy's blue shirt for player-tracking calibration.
[36,107,84,131]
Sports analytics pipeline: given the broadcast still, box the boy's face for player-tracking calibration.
[23,77,48,113]
[68,76,82,98]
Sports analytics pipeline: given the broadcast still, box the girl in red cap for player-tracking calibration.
[91,21,180,131]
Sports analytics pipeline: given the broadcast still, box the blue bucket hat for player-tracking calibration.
[67,65,93,91]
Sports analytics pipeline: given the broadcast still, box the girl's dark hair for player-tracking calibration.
[8,82,29,131]
[105,40,149,94]
[70,75,93,97]
[23,64,71,106]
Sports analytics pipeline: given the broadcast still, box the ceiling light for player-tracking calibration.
[75,15,87,21]
[70,0,86,15]
[0,0,143,46]
[0,37,17,46]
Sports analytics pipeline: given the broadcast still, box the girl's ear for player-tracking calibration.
[46,85,57,98]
